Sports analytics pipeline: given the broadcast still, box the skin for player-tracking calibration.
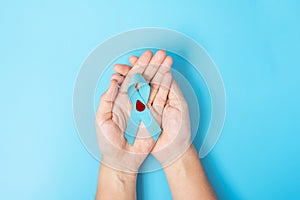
[95,50,217,199]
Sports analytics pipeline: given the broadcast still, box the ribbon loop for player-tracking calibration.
[124,74,162,146]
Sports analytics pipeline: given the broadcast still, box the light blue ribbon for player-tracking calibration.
[124,74,162,146]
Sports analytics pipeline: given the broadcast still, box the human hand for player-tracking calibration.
[95,50,173,172]
[113,50,191,167]
[96,50,216,200]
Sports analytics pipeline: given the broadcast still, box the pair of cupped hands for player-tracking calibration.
[95,50,191,173]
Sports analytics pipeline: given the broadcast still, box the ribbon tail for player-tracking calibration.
[148,121,161,142]
[151,132,161,142]
[125,111,140,146]
[124,133,136,146]
[143,110,162,142]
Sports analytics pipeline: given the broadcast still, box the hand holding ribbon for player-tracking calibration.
[95,50,190,172]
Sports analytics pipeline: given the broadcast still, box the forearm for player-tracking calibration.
[164,145,217,200]
[96,163,137,200]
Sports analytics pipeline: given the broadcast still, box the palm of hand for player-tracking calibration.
[153,104,182,150]
[98,85,163,172]
[151,81,191,165]
[104,90,161,154]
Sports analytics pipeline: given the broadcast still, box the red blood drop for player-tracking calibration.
[136,100,145,112]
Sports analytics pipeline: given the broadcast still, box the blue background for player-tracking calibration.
[1,1,300,199]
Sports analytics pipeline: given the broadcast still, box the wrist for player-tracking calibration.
[163,144,198,176]
[162,145,217,199]
[152,137,192,168]
[96,163,137,200]
[101,154,144,173]
[101,163,137,181]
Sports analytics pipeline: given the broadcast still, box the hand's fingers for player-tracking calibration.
[113,56,138,77]
[143,50,166,82]
[113,64,131,76]
[120,50,152,92]
[96,80,119,124]
[111,73,124,85]
[168,79,186,109]
[129,56,138,66]
[148,56,173,105]
[151,56,172,84]
[128,50,152,75]
[147,84,159,107]
[152,72,172,115]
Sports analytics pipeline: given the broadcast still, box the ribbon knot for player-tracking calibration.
[124,74,162,146]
